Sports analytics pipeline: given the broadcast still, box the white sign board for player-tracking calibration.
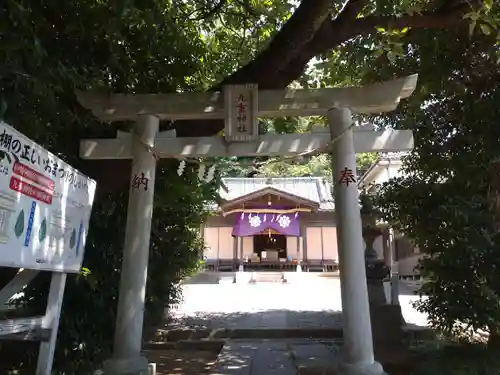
[0,121,96,273]
[224,84,259,142]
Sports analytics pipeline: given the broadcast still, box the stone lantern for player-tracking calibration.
[360,192,389,305]
[360,192,409,366]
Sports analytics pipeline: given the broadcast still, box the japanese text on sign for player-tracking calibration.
[224,84,258,142]
[10,176,53,204]
[0,129,89,190]
[13,162,54,192]
[0,121,96,273]
[236,94,247,133]
[132,173,149,191]
[338,167,356,186]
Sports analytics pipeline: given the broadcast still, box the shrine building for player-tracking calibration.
[202,170,420,276]
[201,176,392,272]
[358,153,422,279]
[202,177,337,272]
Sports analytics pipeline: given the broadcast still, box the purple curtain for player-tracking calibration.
[232,212,300,237]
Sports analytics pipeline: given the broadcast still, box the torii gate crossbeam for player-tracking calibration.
[76,74,418,375]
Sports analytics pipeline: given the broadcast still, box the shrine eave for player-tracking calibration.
[220,186,320,213]
[218,177,335,212]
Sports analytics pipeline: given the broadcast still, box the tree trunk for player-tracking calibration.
[488,160,500,350]
[488,329,500,349]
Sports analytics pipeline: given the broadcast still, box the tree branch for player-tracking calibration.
[174,1,473,138]
[240,0,475,97]
[219,0,332,86]
[318,0,475,56]
[193,0,228,20]
[89,0,483,193]
[174,0,368,136]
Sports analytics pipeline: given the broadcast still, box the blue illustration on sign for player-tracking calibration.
[75,220,84,257]
[24,201,36,247]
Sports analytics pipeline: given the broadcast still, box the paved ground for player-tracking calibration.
[145,349,218,375]
[208,339,344,375]
[166,277,428,330]
[157,277,428,374]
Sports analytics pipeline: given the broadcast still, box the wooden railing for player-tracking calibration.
[201,259,236,272]
[201,259,339,272]
[243,261,297,271]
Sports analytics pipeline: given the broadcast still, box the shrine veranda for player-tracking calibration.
[76,75,418,375]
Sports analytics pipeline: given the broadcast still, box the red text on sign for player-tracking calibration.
[13,162,54,192]
[10,176,53,204]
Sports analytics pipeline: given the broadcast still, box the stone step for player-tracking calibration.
[291,340,342,375]
[208,341,255,375]
[144,349,219,375]
[209,341,296,375]
[250,272,286,283]
[218,275,236,284]
[144,339,225,351]
[153,326,436,342]
[154,328,344,342]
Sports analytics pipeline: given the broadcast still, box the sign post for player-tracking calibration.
[36,272,67,374]
[0,121,96,375]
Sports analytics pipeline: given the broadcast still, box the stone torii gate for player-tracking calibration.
[76,74,418,375]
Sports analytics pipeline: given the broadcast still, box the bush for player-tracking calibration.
[411,343,500,375]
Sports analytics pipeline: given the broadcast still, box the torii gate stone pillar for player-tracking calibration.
[103,115,159,375]
[76,74,418,375]
[329,107,383,375]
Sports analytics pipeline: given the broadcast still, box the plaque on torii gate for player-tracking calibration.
[76,74,418,375]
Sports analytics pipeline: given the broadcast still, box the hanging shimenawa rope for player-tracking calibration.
[137,121,357,182]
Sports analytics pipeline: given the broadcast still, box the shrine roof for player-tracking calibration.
[358,152,406,189]
[219,177,335,211]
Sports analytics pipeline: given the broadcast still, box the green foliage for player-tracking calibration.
[187,0,295,85]
[373,32,500,338]
[260,154,332,179]
[257,152,378,180]
[0,0,226,372]
[218,115,379,179]
[410,343,500,375]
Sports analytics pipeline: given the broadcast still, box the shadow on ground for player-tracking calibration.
[163,309,426,334]
[165,309,344,330]
[395,282,422,297]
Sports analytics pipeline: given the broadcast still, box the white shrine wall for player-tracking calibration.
[203,211,385,264]
[202,212,366,262]
[202,226,234,260]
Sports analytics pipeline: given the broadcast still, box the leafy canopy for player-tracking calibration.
[371,30,500,339]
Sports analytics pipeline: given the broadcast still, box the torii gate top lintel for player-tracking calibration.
[75,74,418,122]
[77,74,418,160]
